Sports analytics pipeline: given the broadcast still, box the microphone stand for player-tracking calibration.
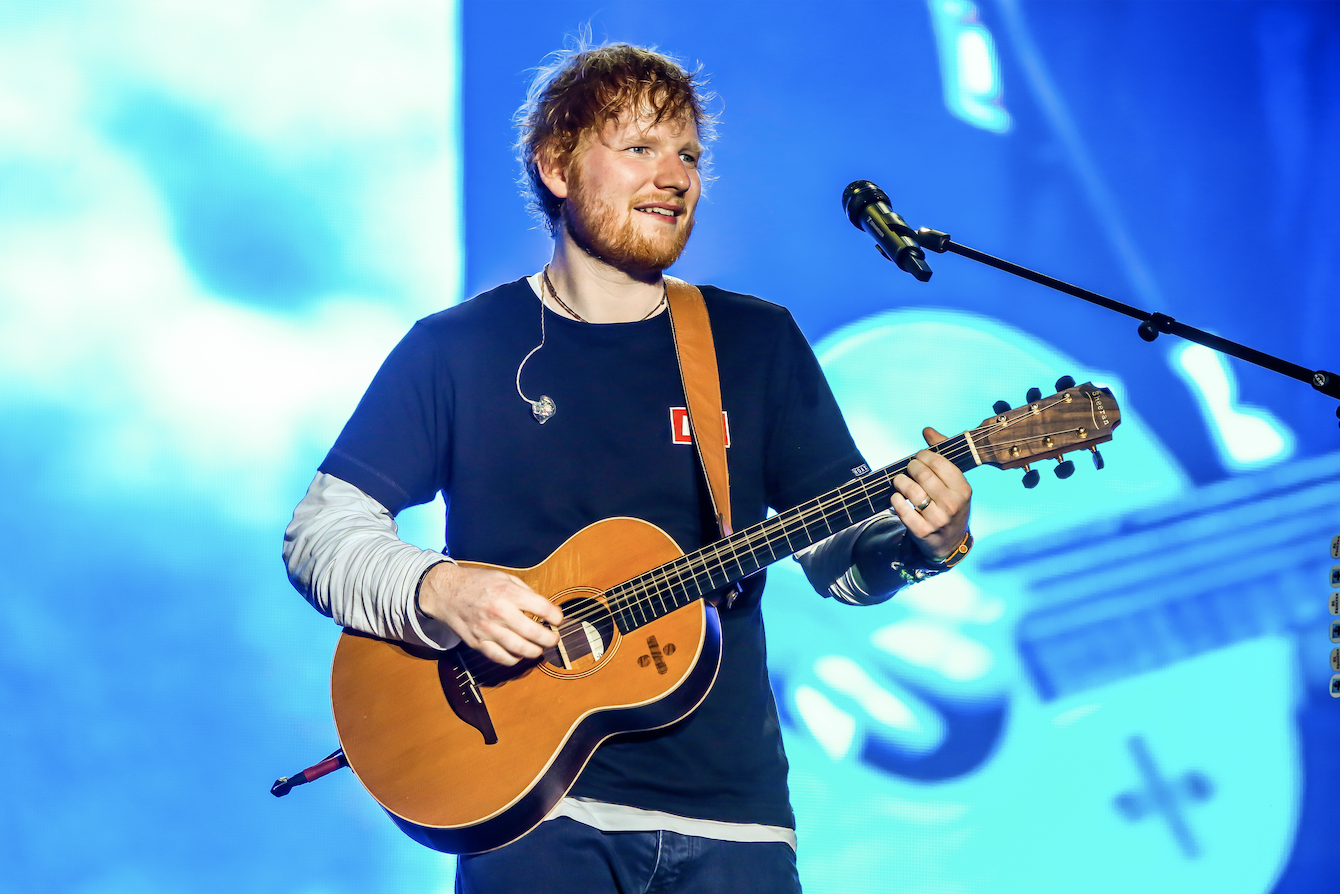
[898,222,1340,417]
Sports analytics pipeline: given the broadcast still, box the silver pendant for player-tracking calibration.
[531,395,556,424]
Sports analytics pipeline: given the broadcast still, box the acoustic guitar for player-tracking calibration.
[328,381,1122,854]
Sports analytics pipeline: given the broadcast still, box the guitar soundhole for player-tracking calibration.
[541,595,616,674]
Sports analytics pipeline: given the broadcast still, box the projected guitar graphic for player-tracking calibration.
[329,383,1120,855]
[774,452,1330,878]
[767,310,1324,894]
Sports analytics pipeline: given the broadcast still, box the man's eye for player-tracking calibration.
[628,146,648,154]
[680,154,698,166]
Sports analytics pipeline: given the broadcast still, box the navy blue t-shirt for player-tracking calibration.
[321,277,866,828]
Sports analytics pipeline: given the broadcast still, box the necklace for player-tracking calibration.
[542,266,666,323]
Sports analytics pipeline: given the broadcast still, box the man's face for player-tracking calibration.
[558,112,703,275]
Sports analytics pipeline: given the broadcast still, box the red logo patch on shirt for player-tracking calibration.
[670,408,731,447]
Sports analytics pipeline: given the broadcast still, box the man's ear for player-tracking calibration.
[536,145,571,201]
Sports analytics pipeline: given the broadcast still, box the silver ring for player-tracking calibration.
[915,497,932,511]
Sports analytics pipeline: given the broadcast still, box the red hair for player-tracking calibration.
[515,39,718,232]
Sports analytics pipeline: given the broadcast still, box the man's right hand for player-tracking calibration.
[417,563,563,666]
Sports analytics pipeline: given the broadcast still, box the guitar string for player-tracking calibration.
[458,436,1005,684]
[452,443,951,684]
[454,396,1088,680]
[454,404,1084,685]
[454,408,1081,685]
[452,465,906,684]
[452,431,983,685]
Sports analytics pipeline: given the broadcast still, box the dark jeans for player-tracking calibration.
[456,817,802,894]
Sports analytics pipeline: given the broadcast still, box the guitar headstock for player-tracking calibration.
[971,381,1121,485]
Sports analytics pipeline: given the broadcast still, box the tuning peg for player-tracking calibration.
[1026,387,1042,403]
[1054,458,1075,479]
[1021,465,1040,489]
[1090,446,1105,470]
[1055,375,1076,391]
[992,400,1011,415]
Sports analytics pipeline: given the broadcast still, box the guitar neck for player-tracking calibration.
[608,432,982,633]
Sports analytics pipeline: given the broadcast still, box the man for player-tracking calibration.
[284,41,971,893]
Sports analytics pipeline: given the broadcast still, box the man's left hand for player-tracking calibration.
[889,426,972,562]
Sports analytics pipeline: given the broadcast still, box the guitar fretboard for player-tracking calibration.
[606,433,979,633]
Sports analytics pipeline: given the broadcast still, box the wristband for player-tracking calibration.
[930,529,973,568]
[896,528,972,585]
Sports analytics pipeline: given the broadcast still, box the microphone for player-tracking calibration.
[842,180,932,282]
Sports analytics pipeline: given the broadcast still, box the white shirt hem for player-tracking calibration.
[544,797,797,850]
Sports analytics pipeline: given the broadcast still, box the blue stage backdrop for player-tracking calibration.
[4,2,1337,892]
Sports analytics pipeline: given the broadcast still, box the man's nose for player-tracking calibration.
[654,155,691,193]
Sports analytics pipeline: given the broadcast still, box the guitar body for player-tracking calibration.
[330,517,722,854]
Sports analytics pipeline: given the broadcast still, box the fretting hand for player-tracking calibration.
[889,426,973,562]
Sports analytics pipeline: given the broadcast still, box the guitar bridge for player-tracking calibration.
[439,651,498,745]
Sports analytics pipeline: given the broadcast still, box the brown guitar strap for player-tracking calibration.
[663,276,732,541]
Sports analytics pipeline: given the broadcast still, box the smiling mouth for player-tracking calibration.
[635,206,681,220]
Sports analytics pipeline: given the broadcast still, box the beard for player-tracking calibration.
[561,177,695,277]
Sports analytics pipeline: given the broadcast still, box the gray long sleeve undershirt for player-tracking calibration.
[283,472,461,650]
